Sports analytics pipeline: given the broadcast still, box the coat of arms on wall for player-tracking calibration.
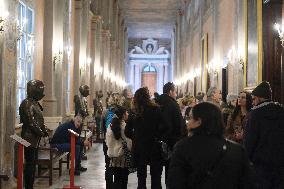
[129,38,169,55]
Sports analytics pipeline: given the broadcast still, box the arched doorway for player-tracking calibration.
[141,65,157,97]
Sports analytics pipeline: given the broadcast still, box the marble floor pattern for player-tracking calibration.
[34,143,166,189]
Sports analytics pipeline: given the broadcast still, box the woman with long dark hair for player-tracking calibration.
[168,102,253,188]
[105,105,132,189]
[125,87,166,189]
[225,91,252,143]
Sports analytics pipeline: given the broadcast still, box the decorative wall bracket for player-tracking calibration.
[274,23,284,47]
[53,51,63,71]
[239,58,244,71]
[0,11,9,33]
[0,18,4,32]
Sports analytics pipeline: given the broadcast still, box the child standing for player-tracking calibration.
[105,106,132,189]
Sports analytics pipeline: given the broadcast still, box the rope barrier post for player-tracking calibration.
[63,129,82,189]
[10,134,31,189]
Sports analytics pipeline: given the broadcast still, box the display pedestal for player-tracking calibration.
[63,129,82,189]
[10,134,31,189]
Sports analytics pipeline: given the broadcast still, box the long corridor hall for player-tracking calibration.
[0,0,284,188]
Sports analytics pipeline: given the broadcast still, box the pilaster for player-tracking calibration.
[0,0,20,187]
[43,0,57,116]
[93,15,102,91]
[101,29,111,94]
[73,0,82,96]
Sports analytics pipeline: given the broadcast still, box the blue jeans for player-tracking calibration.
[51,143,81,169]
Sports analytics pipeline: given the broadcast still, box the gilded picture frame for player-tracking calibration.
[244,0,263,90]
[200,33,208,92]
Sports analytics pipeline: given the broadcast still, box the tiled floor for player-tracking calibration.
[34,143,166,189]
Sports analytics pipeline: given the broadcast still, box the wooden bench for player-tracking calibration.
[0,174,9,189]
[36,146,69,186]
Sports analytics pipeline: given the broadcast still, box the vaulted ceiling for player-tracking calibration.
[119,0,183,39]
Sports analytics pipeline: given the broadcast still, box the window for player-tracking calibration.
[16,1,35,115]
[143,65,156,72]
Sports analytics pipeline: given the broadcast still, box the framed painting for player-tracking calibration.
[200,33,208,92]
[244,0,263,90]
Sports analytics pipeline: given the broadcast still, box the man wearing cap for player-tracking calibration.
[244,81,284,189]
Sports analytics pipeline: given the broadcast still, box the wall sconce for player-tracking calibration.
[223,56,229,68]
[274,23,284,47]
[207,60,218,75]
[66,45,72,58]
[238,57,244,71]
[86,57,92,67]
[0,11,9,33]
[94,64,103,75]
[53,47,63,72]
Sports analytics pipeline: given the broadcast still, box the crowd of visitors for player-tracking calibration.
[101,80,283,189]
[33,80,283,189]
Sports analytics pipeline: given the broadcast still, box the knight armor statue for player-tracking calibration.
[19,79,48,189]
[93,90,103,118]
[93,90,104,140]
[74,85,90,118]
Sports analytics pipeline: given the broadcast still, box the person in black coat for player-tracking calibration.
[156,82,186,184]
[244,81,284,189]
[168,102,253,189]
[125,87,167,189]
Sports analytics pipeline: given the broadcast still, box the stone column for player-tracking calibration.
[54,0,64,116]
[157,64,164,94]
[0,0,18,184]
[94,15,102,92]
[110,40,117,92]
[43,0,57,116]
[106,30,111,92]
[101,30,111,95]
[171,29,175,82]
[80,0,90,86]
[73,0,82,96]
[90,15,97,105]
[61,0,72,116]
[164,64,169,85]
[129,63,134,93]
[134,64,141,91]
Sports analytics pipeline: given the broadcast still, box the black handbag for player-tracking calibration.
[159,140,172,161]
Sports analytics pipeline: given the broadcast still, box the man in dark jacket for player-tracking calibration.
[156,82,186,185]
[51,116,87,175]
[244,81,284,189]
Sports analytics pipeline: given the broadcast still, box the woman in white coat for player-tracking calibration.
[105,105,132,189]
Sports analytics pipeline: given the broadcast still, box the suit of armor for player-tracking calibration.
[93,91,104,140]
[19,80,48,189]
[74,85,90,118]
[93,90,103,117]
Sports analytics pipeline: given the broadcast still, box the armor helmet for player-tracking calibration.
[97,90,103,98]
[27,80,45,101]
[79,85,90,97]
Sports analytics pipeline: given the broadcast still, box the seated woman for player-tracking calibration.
[105,106,132,189]
[225,91,252,143]
[168,102,253,189]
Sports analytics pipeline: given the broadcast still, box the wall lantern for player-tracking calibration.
[0,10,9,33]
[274,23,284,47]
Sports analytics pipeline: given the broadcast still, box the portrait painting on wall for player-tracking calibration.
[201,34,208,92]
[246,0,259,88]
